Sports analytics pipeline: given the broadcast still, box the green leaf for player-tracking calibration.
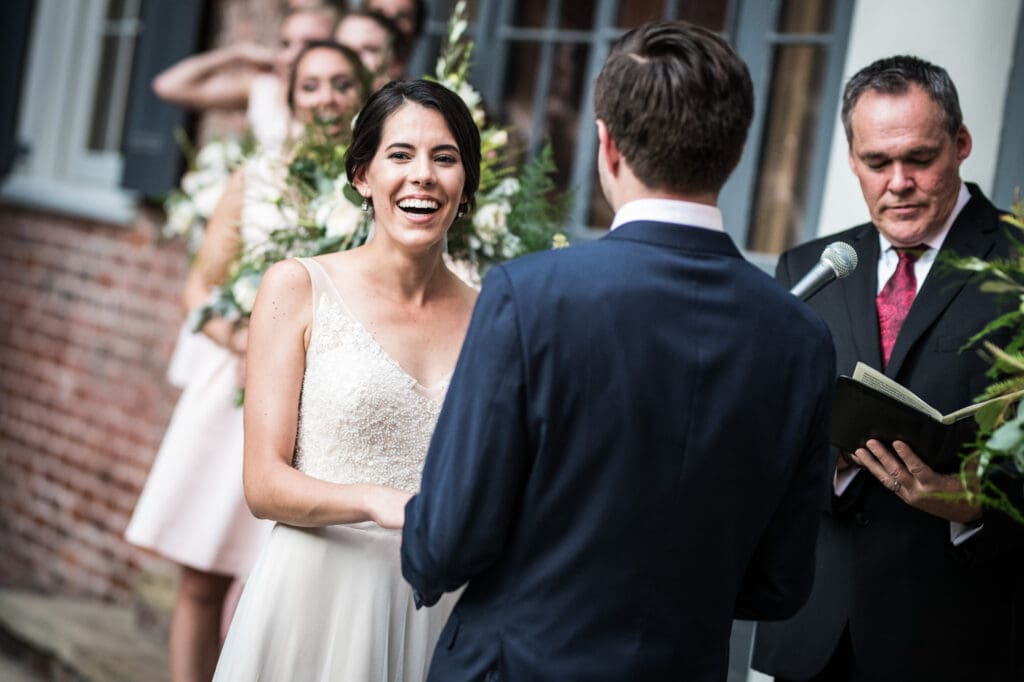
[980,280,1024,294]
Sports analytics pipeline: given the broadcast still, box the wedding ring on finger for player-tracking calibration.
[890,478,901,493]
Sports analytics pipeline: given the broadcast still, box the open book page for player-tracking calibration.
[944,388,1024,422]
[851,362,943,421]
[851,362,1024,425]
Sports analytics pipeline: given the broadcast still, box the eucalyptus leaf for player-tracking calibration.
[974,398,1007,432]
[984,409,1024,453]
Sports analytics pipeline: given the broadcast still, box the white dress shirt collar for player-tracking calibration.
[610,198,724,232]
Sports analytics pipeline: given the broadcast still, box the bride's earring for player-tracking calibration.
[361,197,370,212]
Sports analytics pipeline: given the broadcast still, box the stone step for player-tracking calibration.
[0,589,169,682]
[130,570,177,640]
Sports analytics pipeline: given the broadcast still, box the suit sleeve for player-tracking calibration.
[736,320,836,620]
[401,265,532,606]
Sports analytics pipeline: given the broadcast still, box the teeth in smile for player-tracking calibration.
[398,198,439,210]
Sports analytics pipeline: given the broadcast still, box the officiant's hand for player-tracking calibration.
[852,439,983,524]
[366,486,413,529]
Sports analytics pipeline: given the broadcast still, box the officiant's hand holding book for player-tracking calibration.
[830,362,1022,472]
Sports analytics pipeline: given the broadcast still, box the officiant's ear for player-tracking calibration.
[596,119,621,177]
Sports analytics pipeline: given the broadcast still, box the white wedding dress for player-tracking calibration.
[214,257,460,681]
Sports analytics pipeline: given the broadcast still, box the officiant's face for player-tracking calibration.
[847,84,971,248]
[355,102,467,250]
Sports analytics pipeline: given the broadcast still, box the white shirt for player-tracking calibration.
[610,198,724,232]
[836,182,978,544]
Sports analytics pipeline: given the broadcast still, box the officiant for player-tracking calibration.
[752,55,1024,682]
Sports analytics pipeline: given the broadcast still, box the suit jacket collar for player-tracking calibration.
[884,183,1002,377]
[841,223,884,370]
[603,220,743,259]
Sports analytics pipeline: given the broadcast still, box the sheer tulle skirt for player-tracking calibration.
[214,521,460,681]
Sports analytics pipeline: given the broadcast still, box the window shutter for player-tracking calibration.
[0,1,36,178]
[121,0,206,198]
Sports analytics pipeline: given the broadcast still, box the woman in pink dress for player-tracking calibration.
[126,42,369,682]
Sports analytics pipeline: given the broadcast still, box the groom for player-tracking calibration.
[402,20,835,681]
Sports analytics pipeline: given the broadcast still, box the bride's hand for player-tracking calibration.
[366,486,413,529]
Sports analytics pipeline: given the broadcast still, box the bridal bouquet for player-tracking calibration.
[435,1,571,278]
[188,0,569,329]
[946,193,1024,523]
[189,122,370,328]
[162,133,252,255]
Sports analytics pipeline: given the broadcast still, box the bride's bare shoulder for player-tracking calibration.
[255,259,313,311]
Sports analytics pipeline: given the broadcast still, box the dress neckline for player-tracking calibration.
[306,258,455,393]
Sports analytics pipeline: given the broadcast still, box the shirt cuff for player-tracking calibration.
[950,520,984,546]
[834,467,860,496]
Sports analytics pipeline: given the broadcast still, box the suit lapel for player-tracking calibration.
[885,188,1000,377]
[841,225,883,370]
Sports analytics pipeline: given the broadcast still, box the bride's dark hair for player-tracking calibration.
[345,79,481,214]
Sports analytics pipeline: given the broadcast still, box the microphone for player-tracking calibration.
[790,241,858,301]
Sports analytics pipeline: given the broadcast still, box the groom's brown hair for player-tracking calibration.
[593,21,753,196]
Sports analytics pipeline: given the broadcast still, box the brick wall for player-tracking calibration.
[0,0,286,607]
[0,205,189,600]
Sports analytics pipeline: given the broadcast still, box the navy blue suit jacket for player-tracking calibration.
[402,220,835,681]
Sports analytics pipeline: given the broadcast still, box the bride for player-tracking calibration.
[213,79,481,681]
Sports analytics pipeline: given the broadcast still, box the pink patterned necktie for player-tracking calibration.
[876,246,925,369]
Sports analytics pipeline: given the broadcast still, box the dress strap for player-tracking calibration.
[293,257,339,317]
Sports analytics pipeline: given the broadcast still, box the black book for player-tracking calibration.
[830,362,993,471]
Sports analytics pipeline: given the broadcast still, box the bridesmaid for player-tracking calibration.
[152,6,337,152]
[126,42,369,682]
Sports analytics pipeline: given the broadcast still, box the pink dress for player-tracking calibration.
[125,325,271,574]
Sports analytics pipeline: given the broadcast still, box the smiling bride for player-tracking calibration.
[212,79,481,681]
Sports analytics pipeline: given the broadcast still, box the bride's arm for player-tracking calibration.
[242,259,411,528]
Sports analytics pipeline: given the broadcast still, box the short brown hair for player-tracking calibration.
[841,55,962,145]
[593,21,753,195]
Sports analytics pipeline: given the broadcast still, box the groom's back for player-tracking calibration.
[438,230,833,681]
[404,21,834,682]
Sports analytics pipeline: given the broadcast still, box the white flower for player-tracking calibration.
[501,233,523,259]
[192,182,226,218]
[472,201,508,243]
[491,177,519,199]
[231,273,262,315]
[179,169,204,196]
[322,198,362,239]
[243,202,295,247]
[442,79,482,122]
[450,18,468,43]
[487,129,509,148]
[164,196,198,238]
[196,138,242,172]
[449,1,468,40]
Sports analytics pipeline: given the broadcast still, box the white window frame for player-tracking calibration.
[2,0,139,224]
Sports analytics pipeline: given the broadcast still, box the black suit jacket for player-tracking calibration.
[402,221,836,681]
[753,184,1024,682]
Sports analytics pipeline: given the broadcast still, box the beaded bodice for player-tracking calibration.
[291,258,449,492]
